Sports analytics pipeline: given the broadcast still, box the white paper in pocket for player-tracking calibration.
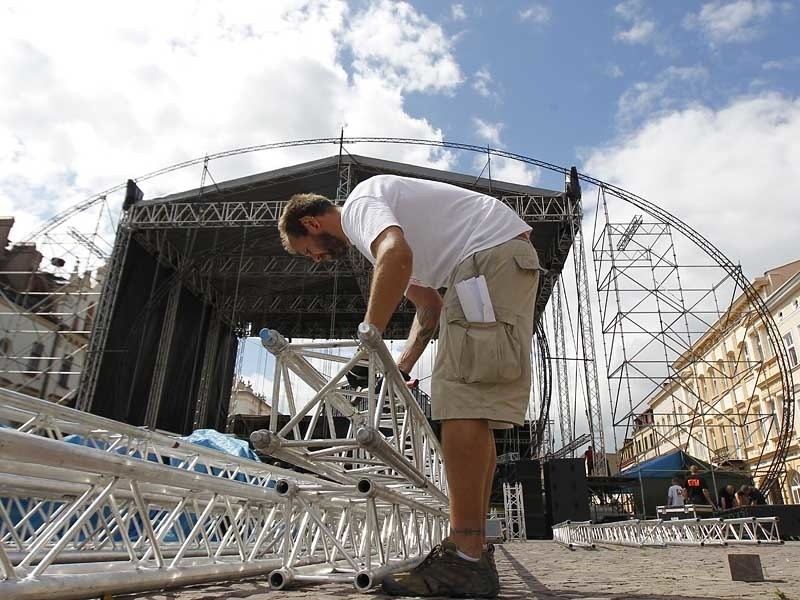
[454,275,496,323]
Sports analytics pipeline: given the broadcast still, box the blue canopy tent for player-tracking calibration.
[619,450,752,516]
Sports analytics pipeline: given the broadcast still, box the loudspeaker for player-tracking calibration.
[523,512,549,539]
[544,458,590,526]
[513,460,543,513]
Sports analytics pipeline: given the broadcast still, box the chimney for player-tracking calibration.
[0,217,14,252]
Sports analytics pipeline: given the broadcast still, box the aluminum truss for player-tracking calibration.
[252,323,447,501]
[572,207,607,475]
[0,340,447,600]
[553,517,782,548]
[551,277,574,452]
[250,322,448,588]
[502,483,526,542]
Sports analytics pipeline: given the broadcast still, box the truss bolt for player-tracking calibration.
[259,328,287,353]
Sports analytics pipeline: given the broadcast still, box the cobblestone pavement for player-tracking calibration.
[122,541,800,600]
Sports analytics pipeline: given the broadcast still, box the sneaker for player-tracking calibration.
[484,543,499,586]
[382,540,499,598]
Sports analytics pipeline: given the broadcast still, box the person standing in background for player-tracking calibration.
[667,477,685,507]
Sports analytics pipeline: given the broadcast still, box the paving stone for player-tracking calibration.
[117,541,800,600]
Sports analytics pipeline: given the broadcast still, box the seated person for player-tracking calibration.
[735,485,754,507]
[718,484,737,510]
[749,486,767,505]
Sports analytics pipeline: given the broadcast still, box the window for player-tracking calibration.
[751,333,764,360]
[58,356,73,388]
[784,332,798,367]
[27,342,44,372]
[761,398,776,442]
[792,472,800,505]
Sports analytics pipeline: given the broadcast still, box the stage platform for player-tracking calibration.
[120,540,800,600]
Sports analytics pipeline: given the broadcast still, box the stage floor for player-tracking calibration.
[120,540,800,600]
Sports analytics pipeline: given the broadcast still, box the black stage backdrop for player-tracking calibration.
[89,238,234,434]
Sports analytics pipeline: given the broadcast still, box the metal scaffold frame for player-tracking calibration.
[591,183,794,495]
[502,483,526,542]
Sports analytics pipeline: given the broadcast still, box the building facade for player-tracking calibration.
[229,378,273,417]
[0,218,98,403]
[620,261,800,502]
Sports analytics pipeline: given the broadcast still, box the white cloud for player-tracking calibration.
[450,3,467,21]
[345,0,462,94]
[473,117,503,145]
[612,0,673,55]
[518,4,551,24]
[0,1,461,241]
[606,64,625,79]
[617,65,709,125]
[472,66,495,99]
[583,93,800,279]
[471,118,540,185]
[762,56,800,70]
[489,157,541,186]
[683,0,774,44]
[615,19,656,43]
[614,0,654,44]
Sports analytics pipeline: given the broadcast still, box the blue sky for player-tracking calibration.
[403,1,800,180]
[2,1,799,439]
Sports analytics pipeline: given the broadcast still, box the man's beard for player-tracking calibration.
[317,232,349,261]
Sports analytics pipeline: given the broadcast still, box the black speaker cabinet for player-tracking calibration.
[544,458,590,526]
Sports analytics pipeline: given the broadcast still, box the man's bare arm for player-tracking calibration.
[363,226,413,334]
[397,284,443,375]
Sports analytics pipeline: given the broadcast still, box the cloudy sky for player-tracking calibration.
[2,1,799,436]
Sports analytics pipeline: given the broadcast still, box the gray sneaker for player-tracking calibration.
[484,543,499,586]
[382,540,499,598]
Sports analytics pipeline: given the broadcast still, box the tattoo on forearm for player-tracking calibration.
[398,306,440,369]
[450,528,483,536]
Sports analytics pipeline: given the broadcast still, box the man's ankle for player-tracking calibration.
[449,538,483,559]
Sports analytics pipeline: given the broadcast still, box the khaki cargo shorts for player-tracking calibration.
[431,236,541,429]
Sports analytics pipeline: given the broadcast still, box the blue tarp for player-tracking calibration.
[619,449,711,479]
[179,429,261,463]
[3,429,266,542]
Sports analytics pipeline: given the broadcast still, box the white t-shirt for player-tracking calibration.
[667,484,685,507]
[340,175,531,289]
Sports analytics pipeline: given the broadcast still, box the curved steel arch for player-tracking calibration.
[25,136,793,494]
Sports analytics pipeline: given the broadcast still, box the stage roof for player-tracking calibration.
[129,153,578,339]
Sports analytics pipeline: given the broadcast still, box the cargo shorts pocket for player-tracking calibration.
[444,307,522,384]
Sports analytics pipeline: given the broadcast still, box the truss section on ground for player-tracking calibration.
[553,516,781,548]
[0,354,447,599]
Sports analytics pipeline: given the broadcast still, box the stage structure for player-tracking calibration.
[5,136,794,497]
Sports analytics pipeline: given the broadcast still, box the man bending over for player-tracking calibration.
[278,174,541,598]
